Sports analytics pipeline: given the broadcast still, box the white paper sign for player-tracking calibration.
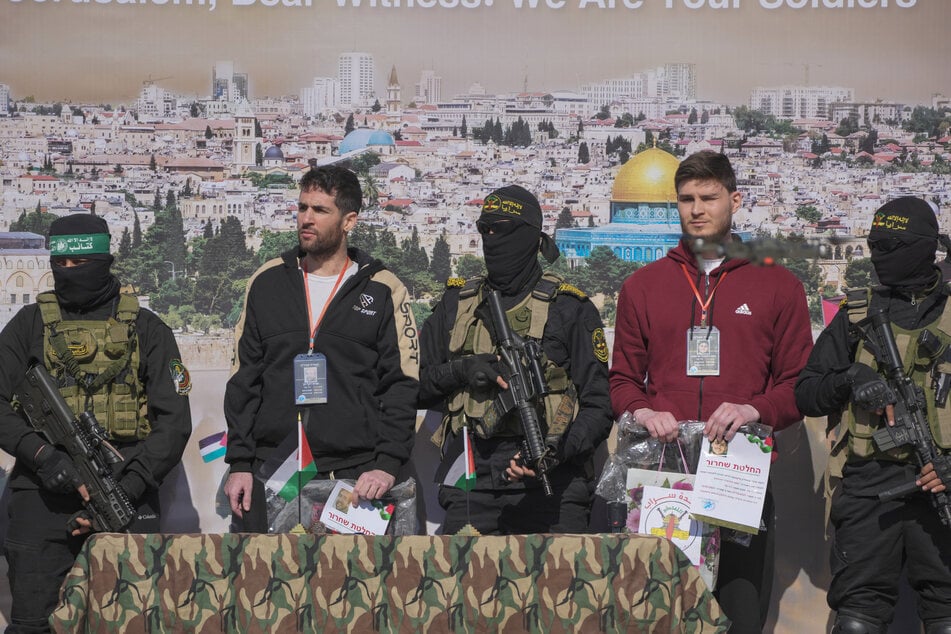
[318,480,394,535]
[690,432,772,533]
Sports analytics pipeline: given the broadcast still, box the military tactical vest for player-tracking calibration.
[436,273,579,448]
[836,286,951,462]
[38,290,150,440]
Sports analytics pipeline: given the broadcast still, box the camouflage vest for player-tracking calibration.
[38,290,150,440]
[835,286,951,463]
[435,273,579,447]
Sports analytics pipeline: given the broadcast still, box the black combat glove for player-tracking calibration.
[846,363,896,412]
[34,444,83,495]
[451,354,501,390]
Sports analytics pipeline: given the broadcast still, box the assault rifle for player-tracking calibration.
[17,364,136,533]
[856,310,951,528]
[486,289,554,497]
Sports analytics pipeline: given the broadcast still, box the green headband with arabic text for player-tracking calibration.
[49,233,111,257]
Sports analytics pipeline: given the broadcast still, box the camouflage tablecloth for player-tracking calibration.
[51,532,729,633]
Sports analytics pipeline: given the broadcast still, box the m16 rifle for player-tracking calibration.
[856,309,951,528]
[485,289,554,497]
[17,364,136,532]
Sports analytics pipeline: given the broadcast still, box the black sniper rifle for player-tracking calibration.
[486,289,554,497]
[17,364,136,532]
[857,309,951,528]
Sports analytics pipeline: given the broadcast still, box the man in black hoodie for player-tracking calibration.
[796,197,951,634]
[0,214,192,633]
[224,165,419,532]
[419,185,612,535]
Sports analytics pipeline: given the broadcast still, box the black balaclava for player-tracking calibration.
[478,185,559,296]
[48,214,121,310]
[868,196,940,292]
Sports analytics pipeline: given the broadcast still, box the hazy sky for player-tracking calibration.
[1,0,949,107]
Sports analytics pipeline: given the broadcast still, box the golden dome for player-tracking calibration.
[611,147,680,204]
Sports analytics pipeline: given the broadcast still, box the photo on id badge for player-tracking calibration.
[687,327,720,376]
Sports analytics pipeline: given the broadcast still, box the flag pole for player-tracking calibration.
[291,412,307,534]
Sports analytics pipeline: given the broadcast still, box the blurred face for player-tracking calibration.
[297,187,356,262]
[677,178,742,244]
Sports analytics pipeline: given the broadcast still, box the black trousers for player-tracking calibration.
[438,466,595,535]
[713,488,775,634]
[828,483,951,626]
[4,487,160,634]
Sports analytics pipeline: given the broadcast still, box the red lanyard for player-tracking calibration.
[302,258,349,353]
[680,263,727,327]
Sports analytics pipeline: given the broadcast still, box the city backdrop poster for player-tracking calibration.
[2,0,950,631]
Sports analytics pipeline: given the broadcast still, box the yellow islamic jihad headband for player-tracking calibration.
[49,233,111,257]
[481,194,524,218]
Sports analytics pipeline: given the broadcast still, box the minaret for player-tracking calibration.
[233,99,257,174]
[386,65,402,124]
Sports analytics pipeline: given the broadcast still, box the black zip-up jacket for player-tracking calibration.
[225,247,420,477]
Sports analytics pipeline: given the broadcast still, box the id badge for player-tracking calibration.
[294,353,328,404]
[686,327,720,376]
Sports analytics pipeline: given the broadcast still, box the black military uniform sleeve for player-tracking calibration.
[116,310,193,503]
[794,309,860,418]
[544,294,614,463]
[418,289,464,409]
[0,306,53,474]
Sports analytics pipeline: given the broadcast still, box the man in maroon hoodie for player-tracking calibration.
[610,150,813,633]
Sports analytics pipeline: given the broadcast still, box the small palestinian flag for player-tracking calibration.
[198,431,227,463]
[435,427,476,492]
[258,417,318,502]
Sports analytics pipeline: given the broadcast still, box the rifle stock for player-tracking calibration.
[17,364,135,533]
[860,309,951,528]
[486,289,554,497]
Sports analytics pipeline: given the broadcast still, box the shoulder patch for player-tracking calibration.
[558,283,587,300]
[592,328,609,363]
[169,359,192,396]
[446,277,465,289]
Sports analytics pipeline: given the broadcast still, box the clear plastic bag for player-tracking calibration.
[266,477,419,535]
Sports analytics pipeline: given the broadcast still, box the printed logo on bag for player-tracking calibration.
[734,303,752,316]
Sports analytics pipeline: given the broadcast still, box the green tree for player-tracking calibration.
[688,108,698,125]
[460,115,468,138]
[189,102,201,118]
[257,230,299,264]
[578,142,590,164]
[596,104,611,120]
[555,206,574,229]
[429,230,452,285]
[794,205,822,224]
[344,113,355,135]
[348,222,379,255]
[574,246,639,297]
[149,153,157,171]
[844,257,876,289]
[11,209,55,245]
[781,255,824,324]
[255,144,263,167]
[204,125,213,140]
[371,99,382,113]
[192,216,256,324]
[254,119,263,138]
[455,254,486,279]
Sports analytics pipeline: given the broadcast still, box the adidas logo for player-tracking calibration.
[735,303,752,316]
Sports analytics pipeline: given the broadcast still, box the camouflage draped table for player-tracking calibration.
[51,532,729,633]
